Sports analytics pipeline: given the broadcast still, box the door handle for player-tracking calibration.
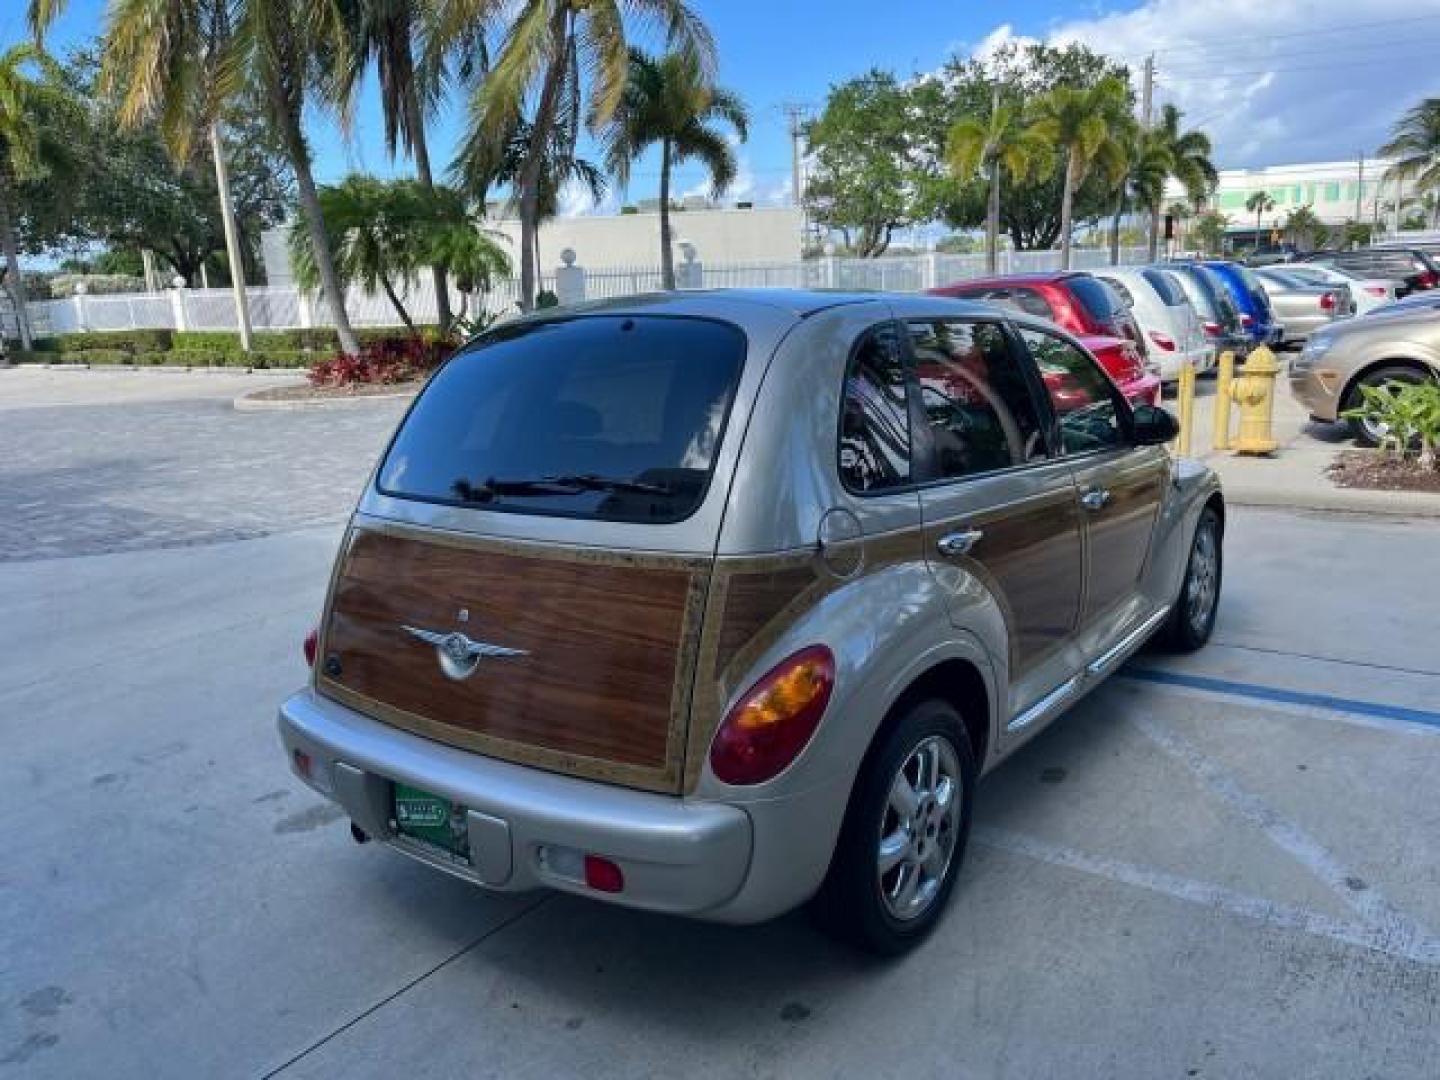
[1080,488,1112,512]
[936,528,984,558]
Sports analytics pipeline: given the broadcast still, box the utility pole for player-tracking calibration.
[1141,55,1155,128]
[782,103,810,254]
[210,123,253,352]
[1355,152,1366,227]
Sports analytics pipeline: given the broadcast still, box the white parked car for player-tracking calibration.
[1096,267,1214,383]
[1273,262,1397,315]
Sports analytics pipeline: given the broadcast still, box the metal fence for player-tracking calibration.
[22,247,1153,339]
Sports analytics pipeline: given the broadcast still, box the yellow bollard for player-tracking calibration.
[1175,361,1196,456]
[1230,345,1281,455]
[1212,350,1235,452]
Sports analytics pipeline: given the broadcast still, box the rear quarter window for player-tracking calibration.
[1067,275,1125,321]
[1141,268,1187,305]
[377,315,746,523]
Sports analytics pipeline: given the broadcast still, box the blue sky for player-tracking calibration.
[8,0,1440,216]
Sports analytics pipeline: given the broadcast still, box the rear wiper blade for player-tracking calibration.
[465,473,673,498]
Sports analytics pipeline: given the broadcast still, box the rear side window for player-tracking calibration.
[1067,275,1125,321]
[1141,268,1187,306]
[377,316,745,522]
[1097,276,1134,306]
[907,320,1047,478]
[839,323,912,493]
[953,286,1054,320]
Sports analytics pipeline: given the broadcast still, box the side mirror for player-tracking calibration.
[1131,403,1180,446]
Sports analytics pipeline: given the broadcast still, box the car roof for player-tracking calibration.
[936,272,1083,288]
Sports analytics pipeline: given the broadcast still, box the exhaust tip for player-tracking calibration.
[350,822,370,845]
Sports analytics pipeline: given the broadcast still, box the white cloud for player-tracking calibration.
[1040,0,1440,168]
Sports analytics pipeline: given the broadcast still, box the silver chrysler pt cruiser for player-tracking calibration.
[278,289,1223,954]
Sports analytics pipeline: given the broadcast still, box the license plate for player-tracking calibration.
[393,783,470,860]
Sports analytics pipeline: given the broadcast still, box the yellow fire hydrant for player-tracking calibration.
[1229,346,1281,455]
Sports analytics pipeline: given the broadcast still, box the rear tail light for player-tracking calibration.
[303,627,318,667]
[1320,292,1336,312]
[1202,321,1221,337]
[710,645,835,785]
[1148,331,1177,352]
[1239,313,1254,327]
[1419,271,1438,289]
[1365,286,1388,297]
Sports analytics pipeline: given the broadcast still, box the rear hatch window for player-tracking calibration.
[1069,275,1146,353]
[378,316,746,523]
[1141,268,1188,306]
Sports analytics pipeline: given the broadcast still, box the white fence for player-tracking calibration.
[22,248,1152,339]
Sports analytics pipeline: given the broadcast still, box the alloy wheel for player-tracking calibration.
[1186,520,1220,636]
[877,735,963,922]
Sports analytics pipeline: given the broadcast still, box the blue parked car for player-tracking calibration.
[1198,261,1284,347]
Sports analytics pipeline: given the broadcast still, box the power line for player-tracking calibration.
[1158,51,1440,80]
[1156,35,1438,69]
[1138,12,1440,57]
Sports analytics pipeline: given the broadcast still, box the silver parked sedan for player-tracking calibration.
[277,290,1223,954]
[1256,267,1353,345]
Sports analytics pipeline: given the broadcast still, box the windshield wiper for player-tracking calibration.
[456,473,673,500]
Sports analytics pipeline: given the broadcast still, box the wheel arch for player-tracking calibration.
[1339,355,1439,408]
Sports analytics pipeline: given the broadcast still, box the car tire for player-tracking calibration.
[1163,506,1222,652]
[812,700,976,956]
[1344,365,1428,447]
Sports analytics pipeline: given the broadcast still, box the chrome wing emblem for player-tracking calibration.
[402,625,528,682]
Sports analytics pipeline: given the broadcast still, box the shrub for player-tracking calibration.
[50,329,174,354]
[307,335,456,389]
[250,349,310,369]
[1342,377,1440,468]
[61,348,134,365]
[165,348,226,367]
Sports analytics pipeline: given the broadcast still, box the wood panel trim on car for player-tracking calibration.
[315,520,710,794]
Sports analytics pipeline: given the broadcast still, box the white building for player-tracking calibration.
[1167,157,1416,238]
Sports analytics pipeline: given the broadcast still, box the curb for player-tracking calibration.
[1222,486,1440,519]
[9,362,308,376]
[233,387,418,412]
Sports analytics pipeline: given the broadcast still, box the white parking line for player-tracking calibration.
[1127,710,1440,961]
[974,826,1440,967]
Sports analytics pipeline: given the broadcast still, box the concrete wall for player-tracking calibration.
[482,205,803,269]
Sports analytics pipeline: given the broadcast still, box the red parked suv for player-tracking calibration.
[929,272,1160,406]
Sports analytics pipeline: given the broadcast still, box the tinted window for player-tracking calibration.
[1141,268,1187,306]
[1019,328,1126,455]
[908,320,1047,479]
[1097,276,1134,306]
[954,287,1055,320]
[839,323,912,492]
[1068,275,1125,321]
[377,316,744,522]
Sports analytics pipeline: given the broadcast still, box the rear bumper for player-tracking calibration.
[278,688,754,918]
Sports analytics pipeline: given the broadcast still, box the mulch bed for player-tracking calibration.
[246,380,424,403]
[1328,450,1440,493]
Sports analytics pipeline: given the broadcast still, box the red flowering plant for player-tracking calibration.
[307,334,457,389]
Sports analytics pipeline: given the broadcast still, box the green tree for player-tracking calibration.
[1192,209,1229,255]
[0,44,74,349]
[805,70,919,257]
[1026,75,1132,269]
[39,0,365,353]
[335,0,456,328]
[603,49,747,289]
[1380,98,1440,229]
[946,88,1046,273]
[1282,206,1326,251]
[1107,122,1168,265]
[289,175,510,331]
[449,0,713,310]
[1148,104,1216,259]
[1245,190,1277,249]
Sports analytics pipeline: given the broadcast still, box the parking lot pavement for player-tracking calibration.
[2,388,1438,1078]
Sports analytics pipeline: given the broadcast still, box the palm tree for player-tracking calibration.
[1106,121,1168,266]
[335,0,457,330]
[1026,76,1131,270]
[33,0,365,355]
[1245,190,1276,251]
[1380,98,1440,229]
[946,88,1045,274]
[290,176,510,332]
[603,49,747,289]
[1148,104,1216,259]
[452,114,607,292]
[0,44,70,351]
[1282,205,1326,252]
[449,0,714,310]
